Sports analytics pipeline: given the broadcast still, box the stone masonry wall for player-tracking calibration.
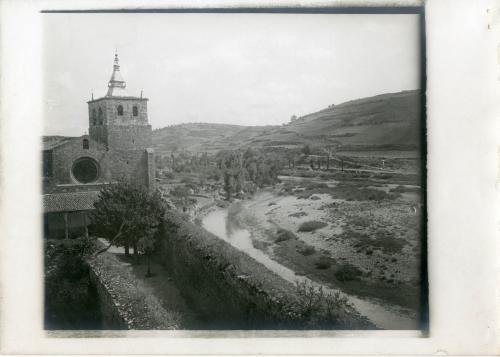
[88,98,148,127]
[87,248,181,330]
[45,137,151,191]
[159,211,372,329]
[107,125,152,151]
[160,210,307,329]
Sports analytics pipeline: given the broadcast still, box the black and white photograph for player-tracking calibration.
[41,8,427,332]
[3,0,500,355]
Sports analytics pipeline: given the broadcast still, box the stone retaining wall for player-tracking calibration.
[88,249,181,330]
[159,210,371,329]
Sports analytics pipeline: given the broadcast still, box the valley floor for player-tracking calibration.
[197,172,424,329]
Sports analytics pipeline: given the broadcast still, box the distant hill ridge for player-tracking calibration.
[153,89,422,153]
[44,90,422,154]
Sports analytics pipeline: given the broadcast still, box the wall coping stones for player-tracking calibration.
[88,247,181,330]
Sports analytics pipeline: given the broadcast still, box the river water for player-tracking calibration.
[202,206,419,330]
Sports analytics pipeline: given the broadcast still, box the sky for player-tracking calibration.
[43,13,421,136]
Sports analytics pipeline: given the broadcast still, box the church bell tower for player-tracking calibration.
[87,52,152,151]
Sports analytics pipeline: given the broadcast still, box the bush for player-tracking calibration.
[335,264,363,282]
[330,184,400,201]
[349,229,405,254]
[298,246,316,256]
[298,221,328,232]
[306,182,329,190]
[291,280,373,329]
[289,211,307,218]
[314,256,332,270]
[389,185,421,194]
[164,172,175,180]
[44,237,101,329]
[275,228,297,243]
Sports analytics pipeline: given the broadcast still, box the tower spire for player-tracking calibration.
[106,50,128,97]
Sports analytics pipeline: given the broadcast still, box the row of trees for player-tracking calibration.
[216,148,282,200]
[156,151,211,174]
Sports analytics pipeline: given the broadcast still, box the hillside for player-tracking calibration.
[153,123,279,153]
[45,90,422,154]
[153,90,422,153]
[153,123,247,153]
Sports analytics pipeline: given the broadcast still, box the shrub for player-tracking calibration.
[306,182,329,190]
[164,172,175,180]
[297,192,313,199]
[298,246,316,256]
[335,264,363,282]
[314,256,332,270]
[180,177,194,184]
[291,280,373,329]
[275,228,297,243]
[330,183,399,202]
[44,237,101,329]
[298,221,328,232]
[390,185,421,194]
[289,211,307,218]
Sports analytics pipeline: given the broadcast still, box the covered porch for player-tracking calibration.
[42,191,101,239]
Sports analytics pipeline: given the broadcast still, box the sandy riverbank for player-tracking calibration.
[229,185,422,320]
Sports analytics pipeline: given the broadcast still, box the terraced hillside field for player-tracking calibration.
[153,90,422,154]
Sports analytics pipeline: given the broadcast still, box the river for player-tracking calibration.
[202,206,420,330]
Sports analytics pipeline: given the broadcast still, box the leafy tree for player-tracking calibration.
[137,229,156,277]
[223,171,234,200]
[216,148,282,200]
[323,147,336,170]
[91,181,166,258]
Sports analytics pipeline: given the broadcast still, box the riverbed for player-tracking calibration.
[202,202,420,330]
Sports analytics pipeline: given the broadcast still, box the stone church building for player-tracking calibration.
[42,53,155,238]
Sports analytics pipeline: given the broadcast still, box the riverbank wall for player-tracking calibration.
[158,210,372,329]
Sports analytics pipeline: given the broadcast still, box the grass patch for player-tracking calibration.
[335,264,363,282]
[298,221,328,232]
[347,229,406,254]
[293,180,399,202]
[389,185,421,194]
[331,183,399,201]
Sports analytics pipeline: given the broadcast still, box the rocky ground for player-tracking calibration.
[231,176,423,315]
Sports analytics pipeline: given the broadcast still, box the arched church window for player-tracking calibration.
[92,109,97,125]
[133,106,138,116]
[83,139,89,150]
[117,105,123,116]
[98,108,103,125]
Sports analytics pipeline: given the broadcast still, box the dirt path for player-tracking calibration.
[98,239,204,329]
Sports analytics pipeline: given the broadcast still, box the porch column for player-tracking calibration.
[82,212,89,239]
[63,212,69,239]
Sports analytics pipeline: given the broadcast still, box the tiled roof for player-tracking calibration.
[42,136,75,150]
[43,191,101,213]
